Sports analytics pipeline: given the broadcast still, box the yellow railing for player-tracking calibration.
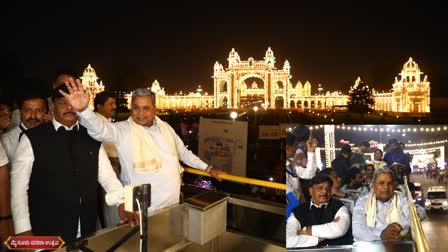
[403,176,429,252]
[183,167,286,190]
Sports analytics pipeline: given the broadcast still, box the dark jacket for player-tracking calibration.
[332,155,352,185]
[292,198,353,247]
[26,123,101,243]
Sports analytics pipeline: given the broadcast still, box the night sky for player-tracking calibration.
[4,3,447,98]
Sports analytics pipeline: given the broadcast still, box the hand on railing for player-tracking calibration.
[207,166,225,182]
[184,167,286,190]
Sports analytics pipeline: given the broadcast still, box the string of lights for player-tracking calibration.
[323,140,447,149]
[309,125,448,133]
[336,125,447,133]
[405,140,448,147]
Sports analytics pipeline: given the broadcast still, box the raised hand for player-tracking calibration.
[307,137,318,152]
[58,79,91,112]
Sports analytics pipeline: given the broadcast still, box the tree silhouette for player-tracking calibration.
[347,77,375,113]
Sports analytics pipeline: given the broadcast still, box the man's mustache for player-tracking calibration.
[26,118,41,123]
[63,112,77,116]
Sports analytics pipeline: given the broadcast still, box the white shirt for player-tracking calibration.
[6,108,20,131]
[10,119,125,234]
[0,141,8,166]
[352,193,410,241]
[286,201,351,248]
[95,112,119,158]
[77,108,209,212]
[286,159,302,201]
[1,123,27,161]
[292,150,318,179]
[340,184,370,204]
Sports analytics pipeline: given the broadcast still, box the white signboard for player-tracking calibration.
[198,118,248,177]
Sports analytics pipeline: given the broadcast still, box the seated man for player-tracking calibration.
[332,144,354,186]
[319,168,346,198]
[351,141,369,169]
[319,168,356,213]
[287,173,353,248]
[364,164,375,189]
[352,167,410,241]
[340,167,370,203]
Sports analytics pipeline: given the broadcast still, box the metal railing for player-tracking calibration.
[403,176,429,252]
[183,167,286,190]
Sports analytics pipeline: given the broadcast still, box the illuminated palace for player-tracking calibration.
[148,80,213,109]
[79,64,105,110]
[141,48,429,113]
[373,58,430,113]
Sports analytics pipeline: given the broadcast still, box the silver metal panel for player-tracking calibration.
[180,231,285,252]
[228,197,285,215]
[55,196,286,251]
[185,199,227,245]
[55,204,184,251]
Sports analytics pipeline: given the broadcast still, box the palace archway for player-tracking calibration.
[213,48,291,109]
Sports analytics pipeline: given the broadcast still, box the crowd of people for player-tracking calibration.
[285,124,425,249]
[0,70,224,250]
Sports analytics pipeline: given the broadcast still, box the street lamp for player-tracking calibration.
[230,111,238,120]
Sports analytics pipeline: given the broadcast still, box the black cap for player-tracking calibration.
[360,141,370,147]
[388,138,399,145]
[341,144,352,153]
[286,125,310,145]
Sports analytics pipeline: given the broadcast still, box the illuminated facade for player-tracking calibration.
[80,64,105,110]
[213,47,291,109]
[373,57,430,113]
[123,50,430,113]
[126,80,214,109]
[213,48,357,109]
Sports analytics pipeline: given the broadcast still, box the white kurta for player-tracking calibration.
[0,141,8,166]
[11,120,125,234]
[1,123,27,161]
[78,108,209,212]
[95,112,119,158]
[352,193,410,241]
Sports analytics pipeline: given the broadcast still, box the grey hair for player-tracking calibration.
[131,88,156,106]
[372,167,396,183]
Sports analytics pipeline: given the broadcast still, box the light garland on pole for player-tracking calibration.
[324,125,336,168]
